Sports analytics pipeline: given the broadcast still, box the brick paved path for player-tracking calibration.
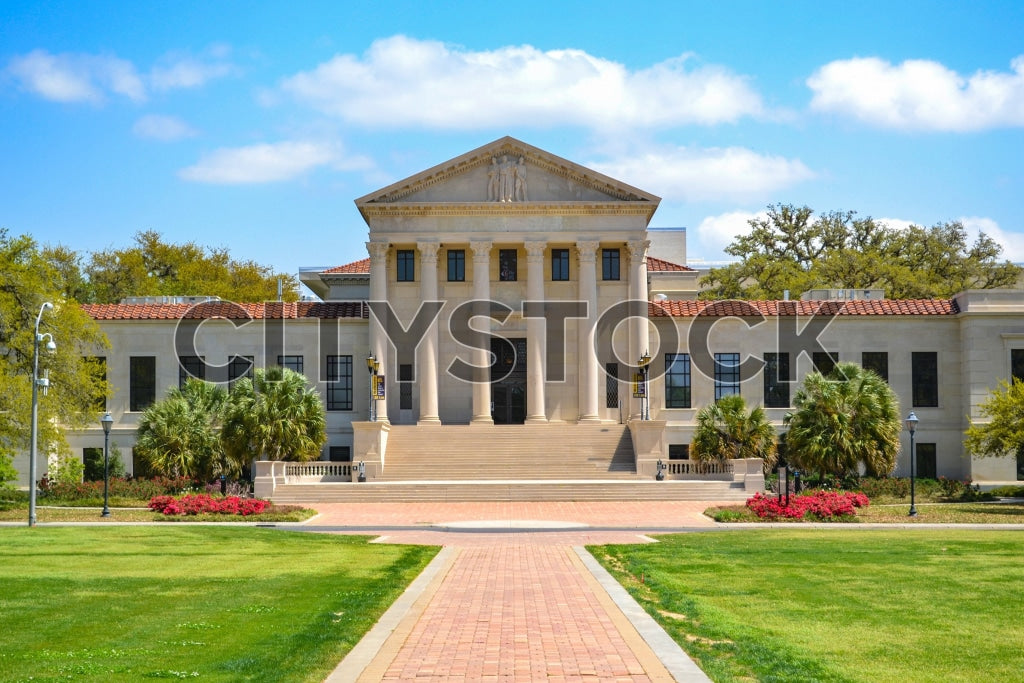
[372,545,668,682]
[322,501,721,682]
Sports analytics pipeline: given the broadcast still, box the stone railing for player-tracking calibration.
[284,461,353,482]
[663,460,733,479]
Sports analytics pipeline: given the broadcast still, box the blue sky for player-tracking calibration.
[2,0,1023,286]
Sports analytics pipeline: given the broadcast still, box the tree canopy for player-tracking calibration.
[700,204,1021,300]
[691,394,778,472]
[85,230,300,303]
[222,366,327,463]
[964,379,1024,463]
[0,229,110,473]
[784,362,901,477]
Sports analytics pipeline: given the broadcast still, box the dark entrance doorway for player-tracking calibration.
[491,337,526,424]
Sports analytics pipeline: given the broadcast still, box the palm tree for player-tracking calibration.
[135,378,229,479]
[784,362,900,478]
[222,366,326,463]
[692,394,778,471]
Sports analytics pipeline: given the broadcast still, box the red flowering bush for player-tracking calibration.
[148,494,270,517]
[746,491,869,521]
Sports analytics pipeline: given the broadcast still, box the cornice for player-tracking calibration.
[359,202,656,219]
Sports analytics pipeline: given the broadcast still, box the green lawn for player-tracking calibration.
[0,527,438,682]
[592,530,1024,682]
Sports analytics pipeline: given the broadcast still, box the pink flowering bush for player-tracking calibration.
[149,494,270,517]
[746,490,869,521]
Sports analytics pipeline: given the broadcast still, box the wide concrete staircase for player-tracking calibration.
[270,424,748,503]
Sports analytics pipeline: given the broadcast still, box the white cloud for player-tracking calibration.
[280,35,766,130]
[808,56,1024,131]
[6,49,144,103]
[588,146,814,202]
[150,51,235,91]
[959,216,1024,262]
[133,114,198,141]
[689,210,767,260]
[179,140,353,184]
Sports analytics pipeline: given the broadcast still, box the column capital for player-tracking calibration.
[576,240,600,264]
[470,240,493,264]
[367,241,389,262]
[626,239,651,262]
[525,241,547,262]
[417,241,440,264]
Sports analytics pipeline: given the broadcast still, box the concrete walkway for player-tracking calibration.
[316,502,721,682]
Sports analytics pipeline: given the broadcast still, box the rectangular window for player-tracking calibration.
[668,444,690,460]
[399,363,413,410]
[447,249,465,282]
[665,353,691,408]
[129,356,156,412]
[602,248,620,281]
[277,355,303,374]
[551,248,570,281]
[326,355,353,411]
[329,446,352,462]
[1012,349,1024,382]
[1017,449,1024,481]
[178,355,205,388]
[605,362,619,408]
[397,249,415,282]
[714,352,741,400]
[499,249,518,282]
[862,351,889,382]
[813,351,838,376]
[912,351,939,407]
[228,355,254,390]
[87,356,107,411]
[916,443,937,480]
[763,352,790,408]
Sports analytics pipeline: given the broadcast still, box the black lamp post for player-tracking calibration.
[366,354,379,422]
[101,412,113,518]
[905,411,919,517]
[638,351,651,421]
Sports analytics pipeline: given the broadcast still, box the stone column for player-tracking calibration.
[525,241,547,423]
[627,239,650,422]
[577,240,601,423]
[470,240,493,425]
[367,241,390,424]
[417,241,441,425]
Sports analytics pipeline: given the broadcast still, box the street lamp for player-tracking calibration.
[100,412,113,518]
[29,302,56,527]
[366,354,379,422]
[905,411,919,517]
[638,351,652,421]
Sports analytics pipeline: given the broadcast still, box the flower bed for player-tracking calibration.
[149,494,269,517]
[746,491,869,521]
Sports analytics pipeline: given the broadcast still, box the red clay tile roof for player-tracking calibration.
[322,258,370,275]
[646,256,694,272]
[82,301,368,321]
[650,299,958,317]
[318,255,691,275]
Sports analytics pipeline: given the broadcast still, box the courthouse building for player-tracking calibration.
[41,137,1024,493]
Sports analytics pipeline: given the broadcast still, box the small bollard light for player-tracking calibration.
[358,460,366,483]
[655,459,666,481]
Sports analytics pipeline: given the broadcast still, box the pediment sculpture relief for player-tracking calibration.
[487,155,528,202]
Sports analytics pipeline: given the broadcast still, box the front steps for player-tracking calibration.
[269,479,748,503]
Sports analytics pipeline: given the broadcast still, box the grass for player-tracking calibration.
[0,527,438,682]
[707,500,1024,524]
[591,529,1024,682]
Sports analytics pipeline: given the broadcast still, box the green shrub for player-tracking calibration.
[989,485,1024,497]
[39,476,196,502]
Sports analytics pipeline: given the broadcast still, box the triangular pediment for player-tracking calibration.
[354,137,660,210]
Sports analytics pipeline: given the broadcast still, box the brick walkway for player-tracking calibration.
[320,501,722,682]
